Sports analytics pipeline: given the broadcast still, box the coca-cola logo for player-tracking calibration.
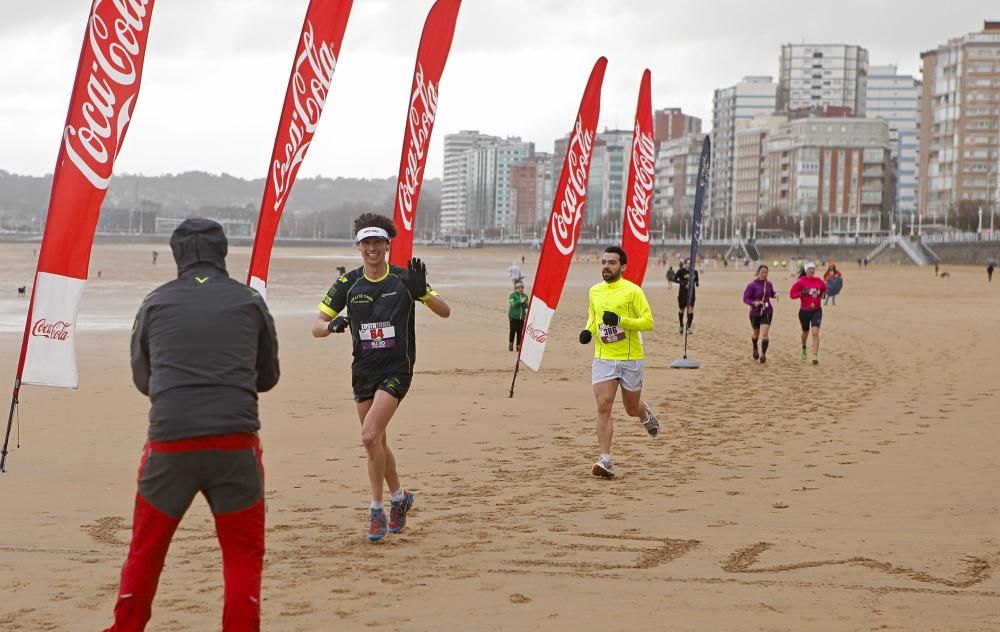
[271,20,338,211]
[624,121,655,244]
[31,319,72,341]
[63,0,152,190]
[524,323,547,344]
[397,63,439,231]
[551,118,594,255]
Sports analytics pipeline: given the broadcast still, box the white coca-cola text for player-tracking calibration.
[397,63,439,231]
[31,319,72,341]
[525,323,547,344]
[551,118,594,256]
[624,121,655,244]
[271,20,338,211]
[64,0,151,190]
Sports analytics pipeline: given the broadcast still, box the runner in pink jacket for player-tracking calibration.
[788,262,827,364]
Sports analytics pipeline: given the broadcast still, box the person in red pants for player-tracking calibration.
[104,218,280,631]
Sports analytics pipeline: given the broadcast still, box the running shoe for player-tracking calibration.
[678,326,684,335]
[368,507,388,542]
[592,456,615,479]
[641,403,660,437]
[388,491,415,534]
[812,353,819,365]
[508,342,514,351]
[800,347,808,360]
[752,348,760,360]
[759,353,767,364]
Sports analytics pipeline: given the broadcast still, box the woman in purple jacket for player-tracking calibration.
[742,265,777,364]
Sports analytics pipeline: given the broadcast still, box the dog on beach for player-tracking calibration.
[939,272,951,278]
[17,285,26,298]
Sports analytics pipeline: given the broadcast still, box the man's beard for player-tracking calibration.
[602,270,621,282]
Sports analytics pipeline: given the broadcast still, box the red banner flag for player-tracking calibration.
[16,0,156,389]
[388,0,462,266]
[621,69,655,285]
[518,57,608,372]
[247,0,353,296]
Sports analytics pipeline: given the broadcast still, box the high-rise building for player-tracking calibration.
[510,153,554,229]
[733,115,788,223]
[493,138,535,229]
[778,44,868,115]
[866,65,921,215]
[711,76,778,222]
[653,133,707,219]
[760,117,893,233]
[441,130,498,234]
[918,21,1000,221]
[552,130,632,225]
[654,108,702,144]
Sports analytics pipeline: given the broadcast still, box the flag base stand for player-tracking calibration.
[670,357,699,369]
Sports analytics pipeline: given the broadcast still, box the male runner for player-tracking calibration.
[507,280,528,351]
[674,257,699,334]
[312,213,450,541]
[579,246,658,479]
[742,264,777,364]
[789,261,827,365]
[105,218,280,631]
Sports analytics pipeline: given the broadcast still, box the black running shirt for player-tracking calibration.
[318,265,436,376]
[675,266,699,298]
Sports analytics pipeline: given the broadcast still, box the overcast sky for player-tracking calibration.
[0,1,992,180]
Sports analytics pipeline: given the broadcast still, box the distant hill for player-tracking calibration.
[0,170,441,237]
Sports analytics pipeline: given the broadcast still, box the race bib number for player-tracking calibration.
[360,322,396,349]
[599,323,625,343]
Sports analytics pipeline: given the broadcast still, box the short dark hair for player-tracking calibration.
[352,212,397,239]
[603,245,627,265]
[757,264,768,273]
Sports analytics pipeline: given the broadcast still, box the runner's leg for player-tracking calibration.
[357,392,400,503]
[593,379,619,454]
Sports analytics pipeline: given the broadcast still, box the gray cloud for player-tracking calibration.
[0,1,992,180]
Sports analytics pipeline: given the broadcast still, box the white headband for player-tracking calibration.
[356,226,390,243]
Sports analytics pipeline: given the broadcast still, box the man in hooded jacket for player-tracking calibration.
[104,218,279,632]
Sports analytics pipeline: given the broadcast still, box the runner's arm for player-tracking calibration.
[788,278,802,299]
[313,275,349,337]
[423,294,451,318]
[619,289,654,331]
[742,283,756,307]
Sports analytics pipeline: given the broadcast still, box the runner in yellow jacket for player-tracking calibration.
[579,246,660,479]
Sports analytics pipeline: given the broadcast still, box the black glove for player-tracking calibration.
[579,329,592,344]
[405,257,428,299]
[327,315,349,333]
[602,311,620,327]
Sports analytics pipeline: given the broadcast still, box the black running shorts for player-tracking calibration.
[677,291,696,310]
[352,374,413,403]
[749,312,773,329]
[797,308,822,332]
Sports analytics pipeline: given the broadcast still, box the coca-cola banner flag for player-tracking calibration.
[19,0,156,388]
[248,0,353,297]
[388,0,462,266]
[621,69,654,286]
[686,135,711,308]
[519,57,608,372]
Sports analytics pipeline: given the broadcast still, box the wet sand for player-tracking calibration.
[1,243,999,631]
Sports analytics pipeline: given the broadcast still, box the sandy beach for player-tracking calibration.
[1,242,999,631]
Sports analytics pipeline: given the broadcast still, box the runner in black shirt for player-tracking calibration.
[675,257,699,334]
[312,213,450,542]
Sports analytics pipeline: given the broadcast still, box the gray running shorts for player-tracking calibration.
[591,359,644,392]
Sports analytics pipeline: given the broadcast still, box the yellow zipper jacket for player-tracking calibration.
[585,277,654,360]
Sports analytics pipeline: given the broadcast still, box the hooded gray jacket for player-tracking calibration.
[130,219,280,441]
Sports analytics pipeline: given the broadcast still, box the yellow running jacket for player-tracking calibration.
[585,278,654,360]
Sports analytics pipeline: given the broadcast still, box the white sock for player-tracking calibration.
[371,500,384,511]
[600,453,611,462]
[390,488,405,503]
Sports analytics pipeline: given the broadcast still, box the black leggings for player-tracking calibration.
[509,318,524,347]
